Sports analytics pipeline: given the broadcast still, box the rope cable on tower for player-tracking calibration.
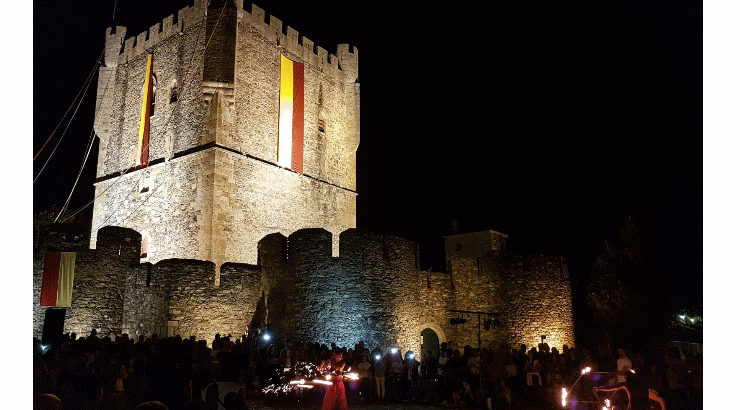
[62,1,229,223]
[33,52,103,163]
[34,60,100,184]
[85,0,230,232]
[54,127,97,223]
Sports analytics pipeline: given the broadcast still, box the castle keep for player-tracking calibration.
[33,1,575,354]
[91,0,359,278]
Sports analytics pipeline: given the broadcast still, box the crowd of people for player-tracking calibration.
[33,329,703,410]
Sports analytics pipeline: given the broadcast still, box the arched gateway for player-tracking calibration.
[417,322,446,360]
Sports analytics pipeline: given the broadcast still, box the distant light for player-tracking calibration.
[390,348,398,354]
[40,344,50,353]
[262,333,271,341]
[408,353,415,359]
[561,387,567,407]
[581,367,591,375]
[375,354,381,361]
[678,315,686,321]
[689,317,695,323]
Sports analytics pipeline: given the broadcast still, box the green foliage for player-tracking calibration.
[586,216,663,346]
[669,307,702,332]
[33,204,92,249]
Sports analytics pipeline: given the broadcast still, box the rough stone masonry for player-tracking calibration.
[34,1,574,354]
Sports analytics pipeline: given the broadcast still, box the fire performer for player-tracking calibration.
[318,349,349,410]
[593,370,666,410]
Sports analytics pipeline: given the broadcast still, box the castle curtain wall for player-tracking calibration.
[34,225,575,353]
[36,2,577,352]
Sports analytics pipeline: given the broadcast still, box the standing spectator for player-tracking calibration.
[664,347,689,410]
[524,349,542,387]
[614,348,632,384]
[466,348,481,392]
[437,348,452,406]
[420,351,437,403]
[355,353,373,402]
[405,351,420,402]
[372,351,386,401]
[389,351,404,401]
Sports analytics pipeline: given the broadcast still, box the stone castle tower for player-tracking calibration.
[34,0,575,352]
[91,0,359,279]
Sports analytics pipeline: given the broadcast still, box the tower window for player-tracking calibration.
[149,74,158,117]
[139,173,150,193]
[141,236,148,259]
[170,80,179,104]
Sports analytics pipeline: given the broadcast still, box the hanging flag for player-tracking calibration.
[40,252,76,307]
[138,54,154,166]
[278,54,304,174]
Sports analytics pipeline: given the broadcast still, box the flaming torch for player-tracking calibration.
[312,378,333,386]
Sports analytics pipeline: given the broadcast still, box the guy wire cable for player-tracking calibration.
[54,126,96,223]
[87,0,230,231]
[34,60,100,184]
[55,46,120,223]
[33,52,103,162]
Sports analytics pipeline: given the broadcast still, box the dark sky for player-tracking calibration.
[33,2,703,311]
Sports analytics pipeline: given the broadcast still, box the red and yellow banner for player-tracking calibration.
[40,252,76,307]
[138,54,154,166]
[278,54,304,174]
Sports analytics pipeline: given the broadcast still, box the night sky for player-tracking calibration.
[33,2,703,315]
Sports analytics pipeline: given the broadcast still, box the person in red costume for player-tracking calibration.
[319,349,349,410]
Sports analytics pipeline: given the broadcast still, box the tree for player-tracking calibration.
[586,217,666,349]
[33,205,92,250]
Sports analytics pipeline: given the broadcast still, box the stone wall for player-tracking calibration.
[34,225,574,353]
[500,254,575,349]
[33,226,141,338]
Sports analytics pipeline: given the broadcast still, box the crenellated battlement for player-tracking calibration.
[239,3,358,80]
[104,2,205,66]
[256,228,417,268]
[103,1,358,81]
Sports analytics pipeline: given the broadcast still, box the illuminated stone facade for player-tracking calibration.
[34,225,574,353]
[33,2,574,353]
[91,0,359,280]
